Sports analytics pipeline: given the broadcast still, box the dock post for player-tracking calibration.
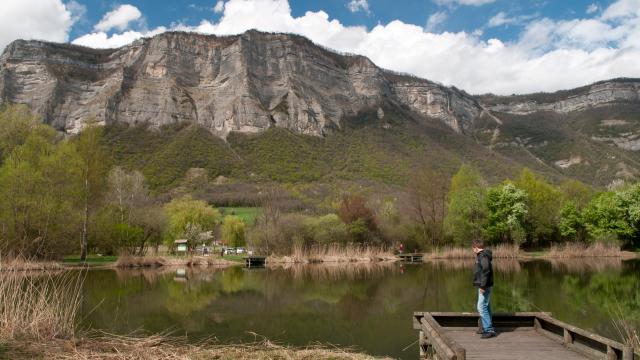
[563,328,573,345]
[622,345,633,360]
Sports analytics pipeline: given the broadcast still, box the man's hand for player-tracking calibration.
[479,288,485,294]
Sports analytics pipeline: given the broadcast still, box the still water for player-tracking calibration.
[79,259,640,359]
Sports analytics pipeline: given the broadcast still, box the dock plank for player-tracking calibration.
[444,328,588,360]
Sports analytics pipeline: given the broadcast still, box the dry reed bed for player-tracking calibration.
[10,335,389,360]
[546,242,625,258]
[423,244,521,260]
[267,244,395,264]
[0,269,83,341]
[115,256,234,268]
[0,257,64,271]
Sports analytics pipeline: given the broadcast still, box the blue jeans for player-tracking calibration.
[477,287,494,333]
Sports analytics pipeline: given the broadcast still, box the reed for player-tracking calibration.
[268,243,395,264]
[612,315,640,354]
[0,256,63,271]
[0,269,83,341]
[114,255,232,268]
[115,255,167,268]
[546,242,623,258]
[423,244,521,260]
[10,333,388,360]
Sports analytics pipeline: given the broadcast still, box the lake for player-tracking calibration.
[78,259,640,359]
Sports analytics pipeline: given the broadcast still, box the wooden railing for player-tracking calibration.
[413,312,638,360]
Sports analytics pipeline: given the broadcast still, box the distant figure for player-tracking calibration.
[472,239,495,339]
[399,243,405,254]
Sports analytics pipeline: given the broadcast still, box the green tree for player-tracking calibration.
[444,164,487,246]
[222,215,246,248]
[484,182,528,245]
[75,124,110,261]
[0,129,82,258]
[581,191,633,243]
[0,104,52,163]
[303,214,349,244]
[558,202,586,241]
[164,196,219,249]
[515,168,561,246]
[559,179,593,209]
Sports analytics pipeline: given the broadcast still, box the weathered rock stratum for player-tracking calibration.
[0,30,481,136]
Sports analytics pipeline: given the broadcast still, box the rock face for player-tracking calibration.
[0,30,480,136]
[483,79,640,115]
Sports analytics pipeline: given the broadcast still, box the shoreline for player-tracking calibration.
[3,335,388,360]
[1,249,637,272]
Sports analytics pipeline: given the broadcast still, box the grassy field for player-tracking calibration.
[62,255,118,266]
[219,207,261,225]
[222,254,246,262]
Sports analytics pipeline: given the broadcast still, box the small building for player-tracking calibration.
[174,239,188,253]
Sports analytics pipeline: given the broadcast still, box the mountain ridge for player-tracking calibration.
[1,30,639,187]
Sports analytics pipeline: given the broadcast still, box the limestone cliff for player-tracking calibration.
[0,30,480,136]
[479,79,640,115]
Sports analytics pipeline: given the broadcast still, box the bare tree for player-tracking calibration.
[406,169,448,248]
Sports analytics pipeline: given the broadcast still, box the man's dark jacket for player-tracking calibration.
[472,249,493,289]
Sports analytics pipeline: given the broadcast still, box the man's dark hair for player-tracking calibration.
[472,239,485,248]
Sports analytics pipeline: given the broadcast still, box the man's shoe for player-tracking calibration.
[480,331,496,339]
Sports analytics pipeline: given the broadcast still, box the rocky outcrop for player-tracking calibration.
[0,30,480,136]
[484,79,640,115]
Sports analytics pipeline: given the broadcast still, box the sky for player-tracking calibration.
[0,0,638,95]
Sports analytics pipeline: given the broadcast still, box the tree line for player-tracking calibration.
[1,104,638,259]
[412,164,640,250]
[0,105,244,259]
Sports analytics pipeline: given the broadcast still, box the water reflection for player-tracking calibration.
[79,259,640,360]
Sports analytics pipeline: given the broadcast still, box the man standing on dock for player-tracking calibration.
[472,239,496,339]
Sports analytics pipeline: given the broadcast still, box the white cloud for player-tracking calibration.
[487,12,512,27]
[69,0,640,95]
[435,0,496,6]
[601,0,640,20]
[425,11,448,32]
[73,27,166,49]
[347,0,370,14]
[66,0,87,23]
[586,3,599,14]
[0,0,76,51]
[214,1,225,13]
[94,4,142,32]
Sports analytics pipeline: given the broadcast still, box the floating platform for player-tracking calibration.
[397,253,424,263]
[413,312,638,360]
[244,256,266,268]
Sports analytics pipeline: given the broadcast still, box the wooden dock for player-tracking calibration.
[244,255,266,268]
[413,312,638,360]
[397,253,424,263]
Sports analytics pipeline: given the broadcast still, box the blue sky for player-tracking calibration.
[1,0,638,94]
[68,0,616,43]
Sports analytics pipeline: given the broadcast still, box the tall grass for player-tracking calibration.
[0,269,83,341]
[115,255,233,268]
[35,334,387,360]
[0,256,63,271]
[613,314,640,355]
[269,243,395,263]
[423,244,521,260]
[546,242,623,258]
